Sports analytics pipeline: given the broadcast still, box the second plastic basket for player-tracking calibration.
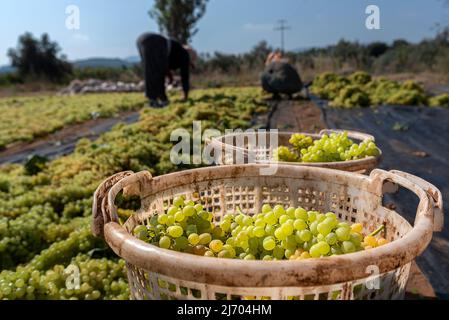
[207,129,381,173]
[92,164,443,300]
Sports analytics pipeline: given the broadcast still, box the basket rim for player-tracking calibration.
[207,129,382,168]
[96,165,437,288]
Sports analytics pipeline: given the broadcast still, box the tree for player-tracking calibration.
[366,42,389,57]
[243,41,273,68]
[7,32,72,82]
[149,0,209,44]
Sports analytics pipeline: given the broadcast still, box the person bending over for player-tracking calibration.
[137,33,196,107]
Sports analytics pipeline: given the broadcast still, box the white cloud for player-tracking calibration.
[72,33,90,42]
[243,23,274,31]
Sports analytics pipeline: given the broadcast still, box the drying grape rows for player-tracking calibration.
[0,87,268,300]
[311,71,449,108]
[0,93,146,149]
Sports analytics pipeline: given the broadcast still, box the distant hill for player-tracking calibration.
[124,56,141,64]
[72,58,137,69]
[0,57,141,75]
[0,65,16,74]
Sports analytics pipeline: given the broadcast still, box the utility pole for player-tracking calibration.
[274,19,290,53]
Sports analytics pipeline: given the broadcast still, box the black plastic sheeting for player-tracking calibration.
[313,98,449,298]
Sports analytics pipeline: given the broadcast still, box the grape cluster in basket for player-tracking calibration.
[273,131,380,163]
[133,196,389,260]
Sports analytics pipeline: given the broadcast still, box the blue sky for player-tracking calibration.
[0,0,447,65]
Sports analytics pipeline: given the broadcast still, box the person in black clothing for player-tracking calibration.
[137,33,196,107]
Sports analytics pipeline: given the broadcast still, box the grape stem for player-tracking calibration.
[369,224,385,237]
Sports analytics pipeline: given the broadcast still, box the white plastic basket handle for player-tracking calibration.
[370,169,444,232]
[389,170,444,232]
[92,170,152,238]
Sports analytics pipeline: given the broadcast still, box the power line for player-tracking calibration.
[274,19,290,53]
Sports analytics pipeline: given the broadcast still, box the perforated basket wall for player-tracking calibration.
[208,129,381,173]
[93,165,442,300]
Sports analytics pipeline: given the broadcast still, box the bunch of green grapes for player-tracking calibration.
[0,254,128,300]
[133,197,388,261]
[301,132,380,162]
[0,225,130,300]
[429,93,449,108]
[288,134,313,151]
[272,146,299,162]
[272,132,380,163]
[329,85,371,108]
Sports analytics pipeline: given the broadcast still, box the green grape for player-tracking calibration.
[336,227,351,241]
[317,222,332,236]
[198,233,212,245]
[188,233,200,246]
[274,228,287,240]
[279,215,289,224]
[284,249,294,259]
[222,245,236,258]
[253,226,265,238]
[204,251,214,257]
[167,206,178,216]
[182,205,195,217]
[273,205,285,217]
[309,221,319,235]
[173,196,185,208]
[254,218,265,227]
[157,214,168,225]
[273,246,285,259]
[262,255,273,261]
[159,236,171,249]
[317,241,330,255]
[263,237,276,251]
[262,204,272,214]
[209,240,223,253]
[307,211,317,222]
[299,230,312,242]
[220,220,231,232]
[295,207,308,220]
[286,207,296,218]
[244,254,256,260]
[194,204,203,212]
[342,241,356,254]
[174,211,185,222]
[166,215,175,225]
[280,222,294,236]
[293,219,307,231]
[350,233,362,246]
[218,250,232,259]
[263,212,277,226]
[133,225,148,240]
[325,232,338,245]
[243,216,253,226]
[167,226,183,238]
[265,225,275,236]
[309,244,321,258]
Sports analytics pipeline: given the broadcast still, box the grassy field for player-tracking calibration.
[0,93,147,149]
[0,87,268,300]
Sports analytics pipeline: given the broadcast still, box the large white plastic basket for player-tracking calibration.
[92,164,443,300]
[207,129,381,173]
